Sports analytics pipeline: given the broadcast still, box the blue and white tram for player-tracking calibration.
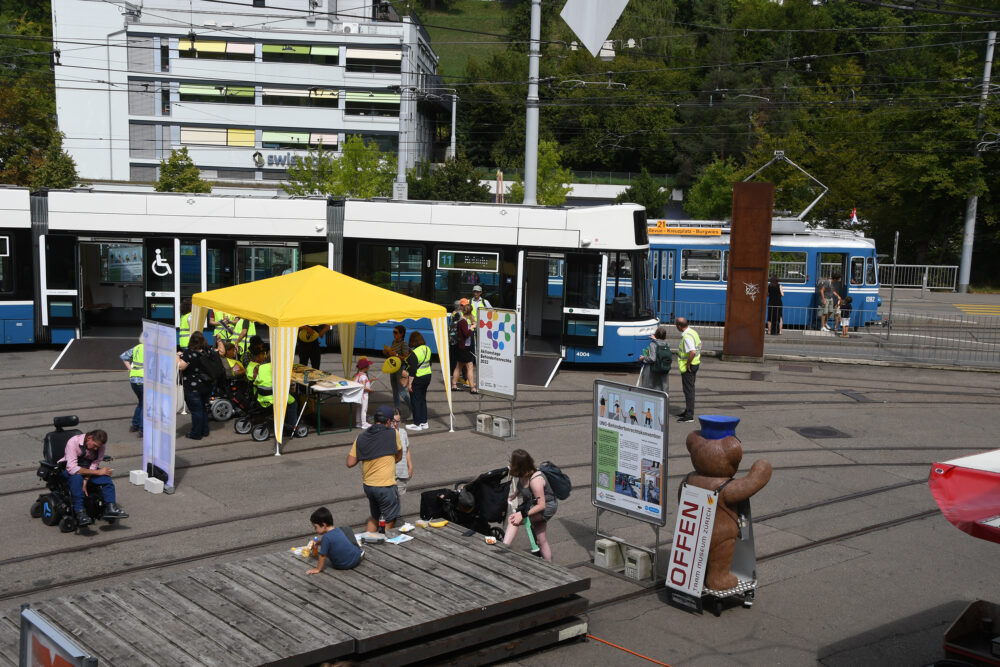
[1,188,655,363]
[340,199,656,363]
[648,219,882,327]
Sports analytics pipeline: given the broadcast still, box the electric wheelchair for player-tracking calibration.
[30,416,123,533]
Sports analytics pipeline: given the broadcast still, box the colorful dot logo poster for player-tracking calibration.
[476,308,517,399]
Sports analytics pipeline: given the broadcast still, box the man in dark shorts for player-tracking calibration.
[346,405,403,532]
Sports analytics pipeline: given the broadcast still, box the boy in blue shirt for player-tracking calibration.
[305,507,363,574]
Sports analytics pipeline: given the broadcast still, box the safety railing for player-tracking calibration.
[649,301,1000,367]
[878,264,958,291]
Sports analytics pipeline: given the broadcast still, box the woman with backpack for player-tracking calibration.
[639,324,671,395]
[177,331,223,440]
[503,449,557,562]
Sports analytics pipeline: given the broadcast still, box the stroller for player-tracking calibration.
[421,467,511,540]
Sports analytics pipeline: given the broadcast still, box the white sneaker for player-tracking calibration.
[360,423,370,429]
[405,424,421,431]
[419,423,429,430]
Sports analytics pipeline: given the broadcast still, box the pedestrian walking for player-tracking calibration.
[120,336,144,437]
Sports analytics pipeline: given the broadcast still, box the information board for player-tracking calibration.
[141,319,177,488]
[665,484,717,611]
[476,308,517,400]
[437,250,499,272]
[591,379,667,525]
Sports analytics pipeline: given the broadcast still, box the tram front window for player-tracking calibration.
[604,251,651,320]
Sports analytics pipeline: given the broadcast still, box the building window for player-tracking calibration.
[161,89,171,115]
[345,48,402,74]
[178,40,254,61]
[178,84,254,105]
[345,91,400,117]
[261,87,338,108]
[261,131,309,150]
[262,44,339,66]
[253,0,265,6]
[160,44,169,71]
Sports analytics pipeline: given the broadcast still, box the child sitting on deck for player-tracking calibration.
[305,507,363,574]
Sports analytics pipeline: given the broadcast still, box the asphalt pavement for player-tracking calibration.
[1,324,998,665]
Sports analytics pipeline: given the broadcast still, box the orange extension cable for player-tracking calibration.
[586,634,673,666]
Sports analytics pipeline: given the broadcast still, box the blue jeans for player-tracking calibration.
[184,385,213,438]
[410,376,430,425]
[63,471,116,512]
[391,372,411,416]
[130,382,143,430]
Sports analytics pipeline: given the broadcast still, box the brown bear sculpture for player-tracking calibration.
[681,423,772,591]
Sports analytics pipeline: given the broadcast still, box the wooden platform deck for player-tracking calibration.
[1,524,590,666]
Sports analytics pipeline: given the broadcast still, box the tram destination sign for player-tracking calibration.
[437,250,499,272]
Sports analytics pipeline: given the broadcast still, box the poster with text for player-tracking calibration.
[666,484,717,602]
[592,379,667,525]
[142,319,177,487]
[476,308,517,400]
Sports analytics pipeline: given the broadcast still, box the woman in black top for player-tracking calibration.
[451,303,477,394]
[177,331,216,440]
[767,276,784,335]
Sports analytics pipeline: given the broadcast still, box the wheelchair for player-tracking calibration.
[210,376,253,422]
[29,416,121,534]
[233,388,308,442]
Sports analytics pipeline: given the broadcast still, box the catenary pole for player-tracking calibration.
[957,30,996,292]
[522,0,541,206]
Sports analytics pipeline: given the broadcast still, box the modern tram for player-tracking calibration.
[0,186,656,363]
[647,219,882,327]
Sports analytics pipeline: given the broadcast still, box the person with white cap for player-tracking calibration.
[470,285,491,320]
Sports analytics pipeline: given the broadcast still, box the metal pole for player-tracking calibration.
[958,30,996,293]
[522,0,541,205]
[394,42,409,200]
[449,93,457,160]
[886,231,898,342]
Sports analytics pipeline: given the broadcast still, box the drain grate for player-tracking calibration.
[779,364,814,373]
[749,371,769,381]
[790,426,851,439]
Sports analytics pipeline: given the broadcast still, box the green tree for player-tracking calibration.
[508,140,572,206]
[407,155,491,202]
[684,156,740,219]
[156,147,211,193]
[615,169,671,218]
[283,135,395,198]
[29,133,77,189]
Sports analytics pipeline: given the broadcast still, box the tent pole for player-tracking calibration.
[274,439,282,456]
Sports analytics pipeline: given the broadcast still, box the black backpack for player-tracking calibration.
[448,314,460,347]
[539,461,571,500]
[651,342,672,373]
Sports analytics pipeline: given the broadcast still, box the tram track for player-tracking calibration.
[0,467,936,603]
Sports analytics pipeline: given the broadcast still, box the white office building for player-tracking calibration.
[51,0,440,184]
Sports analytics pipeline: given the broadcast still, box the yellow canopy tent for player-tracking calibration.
[189,266,452,452]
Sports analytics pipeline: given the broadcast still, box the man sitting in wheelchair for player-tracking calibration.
[58,429,129,527]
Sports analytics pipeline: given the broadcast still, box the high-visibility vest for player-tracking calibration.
[253,363,292,407]
[214,311,235,341]
[236,319,256,353]
[677,328,702,373]
[225,357,244,376]
[413,345,432,378]
[179,313,192,348]
[129,344,144,379]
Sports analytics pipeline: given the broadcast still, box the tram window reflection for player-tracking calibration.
[866,257,877,286]
[356,243,423,297]
[236,246,299,283]
[603,251,649,320]
[435,270,499,307]
[0,238,11,293]
[851,257,865,285]
[769,251,807,284]
[680,249,722,282]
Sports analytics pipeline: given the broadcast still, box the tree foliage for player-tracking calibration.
[283,135,396,198]
[507,140,572,206]
[156,148,211,193]
[615,169,671,218]
[454,0,1000,279]
[407,154,491,202]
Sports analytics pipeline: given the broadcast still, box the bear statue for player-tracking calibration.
[681,416,772,591]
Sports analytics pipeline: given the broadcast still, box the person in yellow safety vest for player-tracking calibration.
[470,285,492,321]
[120,337,144,437]
[214,310,238,343]
[253,358,298,434]
[404,331,432,431]
[234,317,256,356]
[178,298,193,349]
[675,317,702,424]
[221,341,245,377]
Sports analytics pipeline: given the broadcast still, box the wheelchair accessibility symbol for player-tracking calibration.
[151,248,172,277]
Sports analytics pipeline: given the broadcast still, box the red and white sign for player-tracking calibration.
[666,484,716,595]
[929,448,1000,545]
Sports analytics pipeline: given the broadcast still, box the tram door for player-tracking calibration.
[144,238,180,326]
[77,237,144,336]
[562,252,607,348]
[651,249,674,321]
[518,252,564,357]
[39,234,79,343]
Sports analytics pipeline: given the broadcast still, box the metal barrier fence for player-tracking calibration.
[651,301,1000,368]
[878,264,958,290]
